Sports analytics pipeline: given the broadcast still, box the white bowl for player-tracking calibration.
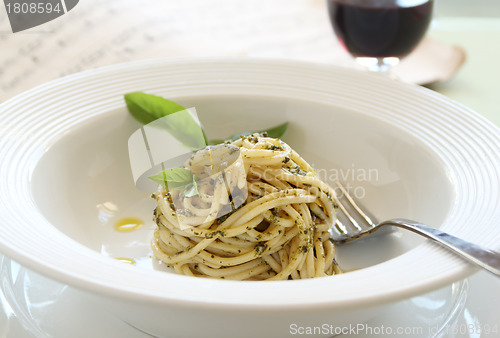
[0,58,499,337]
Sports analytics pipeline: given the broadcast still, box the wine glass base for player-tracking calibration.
[355,57,400,76]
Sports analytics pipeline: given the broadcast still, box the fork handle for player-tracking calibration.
[382,218,500,278]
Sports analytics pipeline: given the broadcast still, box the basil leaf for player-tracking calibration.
[208,122,289,144]
[125,92,186,125]
[262,122,289,139]
[153,109,207,151]
[206,139,224,145]
[149,168,199,194]
[125,92,207,150]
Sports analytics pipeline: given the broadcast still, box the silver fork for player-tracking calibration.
[330,182,500,278]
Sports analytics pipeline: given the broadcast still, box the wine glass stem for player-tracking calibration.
[375,58,392,74]
[355,57,400,77]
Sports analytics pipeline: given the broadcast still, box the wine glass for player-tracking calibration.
[327,0,434,75]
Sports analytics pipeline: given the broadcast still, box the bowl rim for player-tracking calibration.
[0,57,499,309]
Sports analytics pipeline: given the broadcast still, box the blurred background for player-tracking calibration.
[0,0,499,336]
[0,0,499,125]
[436,0,500,17]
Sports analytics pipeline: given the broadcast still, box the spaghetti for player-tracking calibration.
[151,134,341,280]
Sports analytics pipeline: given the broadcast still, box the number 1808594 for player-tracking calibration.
[5,2,62,14]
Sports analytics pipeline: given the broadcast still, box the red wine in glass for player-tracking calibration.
[327,0,433,73]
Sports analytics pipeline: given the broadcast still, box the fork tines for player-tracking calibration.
[332,182,376,238]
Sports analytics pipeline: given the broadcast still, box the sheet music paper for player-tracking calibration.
[0,0,353,102]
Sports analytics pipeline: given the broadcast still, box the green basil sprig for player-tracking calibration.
[125,92,208,150]
[124,92,289,193]
[149,168,199,197]
[125,92,187,125]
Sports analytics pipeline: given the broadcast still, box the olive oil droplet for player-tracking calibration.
[115,257,136,265]
[114,217,143,232]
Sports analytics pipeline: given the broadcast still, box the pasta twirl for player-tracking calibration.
[151,134,341,280]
